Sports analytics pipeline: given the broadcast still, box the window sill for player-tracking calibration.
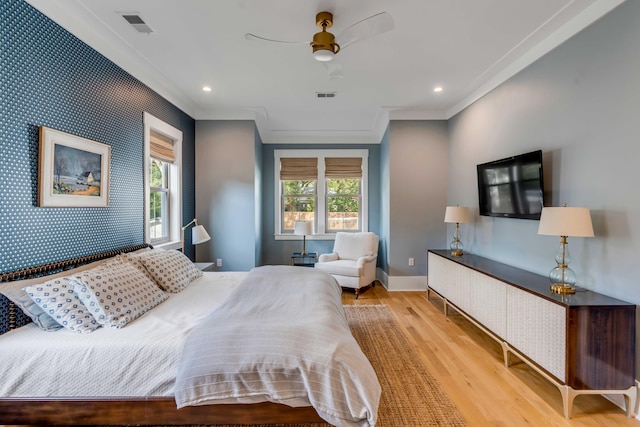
[154,241,181,250]
[274,234,336,241]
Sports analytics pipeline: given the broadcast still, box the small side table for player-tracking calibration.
[195,262,215,272]
[290,252,318,267]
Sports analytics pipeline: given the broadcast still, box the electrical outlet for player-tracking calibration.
[216,258,222,267]
[408,257,415,267]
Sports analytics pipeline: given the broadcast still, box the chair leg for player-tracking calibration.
[355,288,360,299]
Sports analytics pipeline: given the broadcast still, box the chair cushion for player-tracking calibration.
[314,259,363,278]
[333,232,378,260]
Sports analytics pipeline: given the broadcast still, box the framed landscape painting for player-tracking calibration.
[38,126,111,207]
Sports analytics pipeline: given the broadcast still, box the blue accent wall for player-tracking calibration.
[0,0,196,273]
[260,144,381,266]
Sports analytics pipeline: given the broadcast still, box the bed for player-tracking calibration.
[0,244,380,426]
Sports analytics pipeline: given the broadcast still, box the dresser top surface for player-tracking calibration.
[428,250,633,307]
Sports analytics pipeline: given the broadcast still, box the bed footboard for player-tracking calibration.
[0,397,325,425]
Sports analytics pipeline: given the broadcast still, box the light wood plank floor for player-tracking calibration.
[343,284,640,427]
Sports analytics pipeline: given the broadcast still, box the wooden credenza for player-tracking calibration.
[427,250,636,418]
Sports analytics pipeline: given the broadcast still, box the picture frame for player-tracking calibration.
[38,126,111,207]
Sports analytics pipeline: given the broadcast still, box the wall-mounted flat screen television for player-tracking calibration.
[476,150,544,220]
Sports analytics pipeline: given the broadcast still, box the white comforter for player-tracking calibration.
[174,265,381,427]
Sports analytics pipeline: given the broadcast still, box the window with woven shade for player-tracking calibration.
[144,113,182,248]
[325,157,362,232]
[274,150,368,237]
[279,157,318,233]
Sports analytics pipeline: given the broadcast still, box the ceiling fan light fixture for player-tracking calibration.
[313,49,335,62]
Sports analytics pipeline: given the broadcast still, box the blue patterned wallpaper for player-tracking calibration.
[0,0,196,274]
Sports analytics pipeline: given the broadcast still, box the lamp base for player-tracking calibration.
[550,283,576,294]
[450,249,463,257]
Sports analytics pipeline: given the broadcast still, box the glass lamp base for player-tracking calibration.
[550,283,576,294]
[450,249,463,256]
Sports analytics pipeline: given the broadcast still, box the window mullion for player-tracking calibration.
[317,156,326,235]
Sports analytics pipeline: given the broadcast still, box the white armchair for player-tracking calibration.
[315,232,379,298]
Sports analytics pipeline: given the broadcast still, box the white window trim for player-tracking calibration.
[274,149,368,240]
[144,112,182,250]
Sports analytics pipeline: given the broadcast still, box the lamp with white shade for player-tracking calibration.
[294,221,313,256]
[444,206,471,256]
[181,218,211,254]
[537,205,594,294]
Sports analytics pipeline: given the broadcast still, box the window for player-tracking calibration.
[275,149,368,239]
[149,158,169,240]
[144,113,182,248]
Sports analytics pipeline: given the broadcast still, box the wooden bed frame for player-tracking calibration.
[0,244,325,425]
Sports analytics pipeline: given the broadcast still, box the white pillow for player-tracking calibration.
[71,263,168,328]
[24,277,100,334]
[137,250,202,293]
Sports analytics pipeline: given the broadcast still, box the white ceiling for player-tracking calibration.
[26,0,623,144]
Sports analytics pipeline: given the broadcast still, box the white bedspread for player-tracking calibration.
[0,272,244,397]
[174,265,381,427]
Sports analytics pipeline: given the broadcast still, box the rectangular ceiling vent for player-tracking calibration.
[121,14,154,34]
[316,92,336,98]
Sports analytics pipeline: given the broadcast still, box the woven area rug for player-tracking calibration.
[344,304,466,427]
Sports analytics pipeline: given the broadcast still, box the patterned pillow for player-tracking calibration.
[23,278,100,334]
[106,253,158,285]
[137,250,202,293]
[71,263,168,328]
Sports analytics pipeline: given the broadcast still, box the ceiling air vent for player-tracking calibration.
[316,92,336,98]
[121,14,154,34]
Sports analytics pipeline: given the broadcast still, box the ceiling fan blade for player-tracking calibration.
[323,60,343,79]
[336,12,394,50]
[245,33,309,45]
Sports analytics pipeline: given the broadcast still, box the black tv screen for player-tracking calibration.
[477,150,544,220]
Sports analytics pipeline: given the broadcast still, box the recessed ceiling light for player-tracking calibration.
[433,86,443,93]
[202,86,212,92]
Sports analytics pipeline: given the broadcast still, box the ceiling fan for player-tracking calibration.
[245,11,394,79]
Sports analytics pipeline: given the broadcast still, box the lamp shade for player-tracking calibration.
[537,207,594,237]
[294,221,312,236]
[191,224,211,245]
[444,206,471,223]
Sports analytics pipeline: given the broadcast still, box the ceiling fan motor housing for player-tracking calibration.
[311,11,340,59]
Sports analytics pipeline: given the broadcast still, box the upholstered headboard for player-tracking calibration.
[0,243,151,335]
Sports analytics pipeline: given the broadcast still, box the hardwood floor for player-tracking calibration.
[342,284,640,427]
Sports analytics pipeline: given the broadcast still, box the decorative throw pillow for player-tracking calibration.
[106,253,158,286]
[137,250,202,293]
[0,282,63,331]
[23,278,100,334]
[71,263,168,328]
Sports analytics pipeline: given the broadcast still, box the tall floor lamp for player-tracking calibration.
[181,218,211,254]
[537,205,594,294]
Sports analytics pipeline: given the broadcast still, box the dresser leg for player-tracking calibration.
[623,384,637,417]
[501,343,511,368]
[559,385,577,419]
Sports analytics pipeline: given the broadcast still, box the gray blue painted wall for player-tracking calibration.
[447,0,639,305]
[194,120,260,271]
[378,126,391,275]
[388,121,448,279]
[259,144,381,266]
[0,0,196,274]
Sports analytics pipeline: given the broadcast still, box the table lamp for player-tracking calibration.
[294,221,313,256]
[181,218,211,254]
[537,205,594,294]
[444,206,471,256]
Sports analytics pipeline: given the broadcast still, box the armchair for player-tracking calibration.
[315,232,379,298]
